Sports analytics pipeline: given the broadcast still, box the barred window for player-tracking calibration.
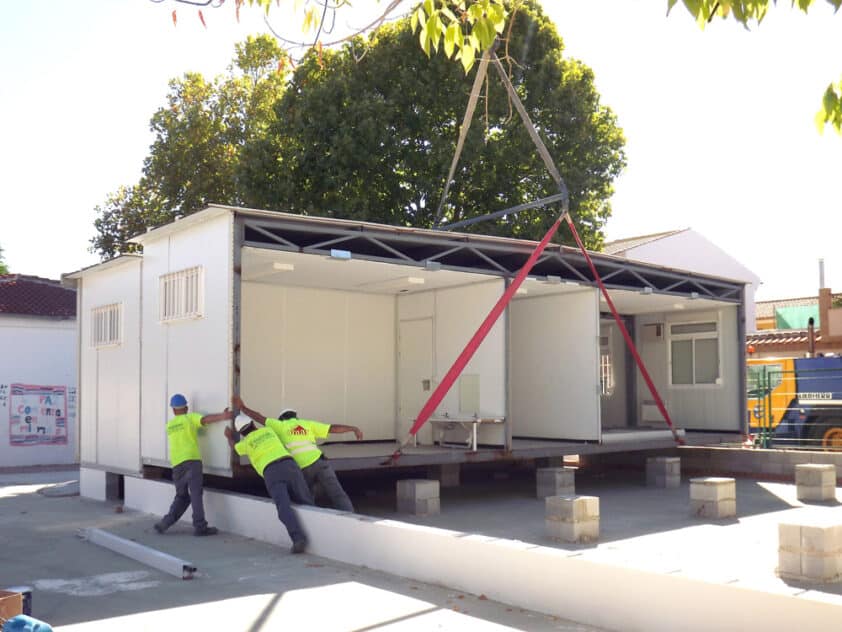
[600,332,614,397]
[159,266,204,322]
[91,303,122,347]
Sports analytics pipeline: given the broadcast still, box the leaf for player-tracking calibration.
[171,9,177,26]
[460,41,475,72]
[410,8,419,32]
[815,108,828,135]
[444,23,459,58]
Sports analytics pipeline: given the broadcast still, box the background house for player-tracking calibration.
[0,275,78,467]
[604,229,761,333]
[747,288,842,358]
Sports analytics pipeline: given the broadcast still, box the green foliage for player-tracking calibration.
[239,0,626,247]
[668,0,842,133]
[0,245,8,275]
[91,35,288,258]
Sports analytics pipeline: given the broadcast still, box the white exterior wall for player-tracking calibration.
[0,314,77,467]
[240,282,396,440]
[140,213,233,473]
[398,280,506,444]
[510,290,601,440]
[78,259,142,472]
[636,305,741,431]
[625,230,758,332]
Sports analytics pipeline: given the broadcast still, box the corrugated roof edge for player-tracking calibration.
[62,254,143,282]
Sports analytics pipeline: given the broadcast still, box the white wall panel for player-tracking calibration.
[76,259,142,472]
[434,281,506,417]
[636,306,741,431]
[241,282,395,440]
[397,291,434,321]
[141,213,232,471]
[511,290,600,440]
[0,315,77,467]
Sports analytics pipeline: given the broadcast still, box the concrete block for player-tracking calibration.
[801,553,842,582]
[778,520,842,583]
[691,499,736,519]
[545,518,599,543]
[646,457,681,488]
[396,479,439,501]
[798,484,837,502]
[796,463,836,487]
[689,477,736,502]
[801,524,842,553]
[778,522,801,552]
[545,495,599,522]
[428,464,460,488]
[777,548,802,578]
[536,467,575,499]
[397,497,440,516]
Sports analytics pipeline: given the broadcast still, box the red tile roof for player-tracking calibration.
[0,275,76,319]
[746,329,820,348]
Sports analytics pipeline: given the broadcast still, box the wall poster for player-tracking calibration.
[6,383,69,446]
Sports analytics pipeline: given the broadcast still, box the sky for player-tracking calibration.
[1,0,840,301]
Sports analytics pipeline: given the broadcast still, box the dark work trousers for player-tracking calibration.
[303,457,354,512]
[263,457,315,544]
[160,460,207,530]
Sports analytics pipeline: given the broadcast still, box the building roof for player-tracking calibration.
[755,294,842,319]
[602,229,688,256]
[746,329,819,348]
[0,275,76,319]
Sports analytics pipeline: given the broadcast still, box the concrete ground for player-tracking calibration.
[353,463,842,602]
[0,469,602,632]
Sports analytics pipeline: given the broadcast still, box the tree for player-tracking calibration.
[91,34,288,258]
[669,0,842,134]
[239,0,625,247]
[0,245,8,275]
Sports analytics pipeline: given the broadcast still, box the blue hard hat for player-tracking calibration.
[170,393,188,408]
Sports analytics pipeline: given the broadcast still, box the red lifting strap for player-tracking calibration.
[384,216,563,464]
[564,215,684,446]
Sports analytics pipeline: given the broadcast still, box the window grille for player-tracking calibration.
[600,332,614,396]
[159,266,204,322]
[91,303,122,347]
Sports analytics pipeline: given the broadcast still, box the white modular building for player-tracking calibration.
[65,206,748,488]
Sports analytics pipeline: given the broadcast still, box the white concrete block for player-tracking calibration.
[689,477,736,502]
[801,524,842,554]
[777,549,802,578]
[396,479,439,501]
[777,519,842,583]
[778,523,801,552]
[536,467,575,498]
[798,484,837,502]
[79,467,107,502]
[796,463,836,487]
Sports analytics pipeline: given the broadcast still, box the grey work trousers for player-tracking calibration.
[161,460,207,530]
[303,457,354,512]
[263,457,314,544]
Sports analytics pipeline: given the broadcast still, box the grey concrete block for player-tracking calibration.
[397,479,439,501]
[545,495,599,521]
[546,517,599,543]
[690,499,736,519]
[536,467,575,499]
[801,553,842,582]
[397,496,440,516]
[797,484,837,502]
[646,457,681,488]
[428,464,460,488]
[777,549,803,579]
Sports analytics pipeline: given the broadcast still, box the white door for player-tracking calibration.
[398,318,434,444]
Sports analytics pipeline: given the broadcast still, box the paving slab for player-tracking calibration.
[0,470,601,631]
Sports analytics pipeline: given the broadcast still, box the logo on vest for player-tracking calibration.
[290,425,308,436]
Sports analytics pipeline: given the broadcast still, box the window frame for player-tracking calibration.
[668,317,722,388]
[158,266,205,323]
[90,302,122,348]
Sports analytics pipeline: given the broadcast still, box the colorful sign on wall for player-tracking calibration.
[7,384,69,446]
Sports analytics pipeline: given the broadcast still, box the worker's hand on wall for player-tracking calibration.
[232,394,244,410]
[353,427,363,441]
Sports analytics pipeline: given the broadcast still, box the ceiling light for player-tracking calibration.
[673,303,685,310]
[689,292,699,300]
[273,262,294,271]
[516,287,528,295]
[640,287,654,295]
[543,275,561,285]
[424,260,442,271]
[329,249,352,260]
[407,277,425,285]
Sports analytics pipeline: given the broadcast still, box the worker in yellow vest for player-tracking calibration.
[232,395,362,512]
[154,394,233,536]
[224,413,314,553]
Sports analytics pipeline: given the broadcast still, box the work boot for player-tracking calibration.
[290,538,307,554]
[193,526,218,536]
[153,522,166,534]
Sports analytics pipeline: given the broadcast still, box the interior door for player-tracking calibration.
[398,318,433,444]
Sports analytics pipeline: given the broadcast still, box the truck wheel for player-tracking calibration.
[811,419,842,450]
